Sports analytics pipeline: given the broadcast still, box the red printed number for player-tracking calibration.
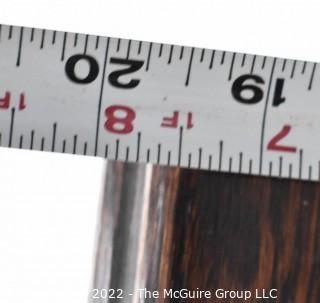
[267,124,297,153]
[161,111,194,129]
[104,105,136,134]
[0,92,26,111]
[19,93,26,110]
[0,92,10,109]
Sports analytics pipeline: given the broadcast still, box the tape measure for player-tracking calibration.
[0,24,319,181]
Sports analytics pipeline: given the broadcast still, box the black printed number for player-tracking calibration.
[65,54,99,84]
[108,58,144,88]
[272,78,286,107]
[65,55,144,89]
[232,75,287,107]
[232,74,265,105]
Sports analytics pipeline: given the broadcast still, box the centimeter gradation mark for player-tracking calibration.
[259,58,277,174]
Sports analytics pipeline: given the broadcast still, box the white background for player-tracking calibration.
[0,0,319,302]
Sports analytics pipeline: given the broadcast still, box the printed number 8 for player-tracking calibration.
[104,105,136,134]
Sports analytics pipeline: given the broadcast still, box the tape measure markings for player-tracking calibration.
[8,107,15,148]
[95,36,110,156]
[0,25,319,181]
[260,57,277,174]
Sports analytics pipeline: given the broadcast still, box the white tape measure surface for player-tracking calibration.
[0,24,319,181]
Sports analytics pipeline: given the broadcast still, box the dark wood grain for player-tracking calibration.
[159,169,320,302]
[93,162,320,302]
